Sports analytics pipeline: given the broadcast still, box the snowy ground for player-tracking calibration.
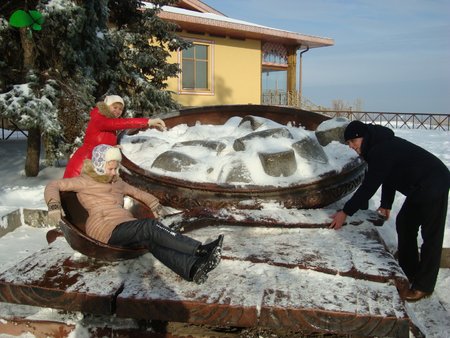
[0,127,449,337]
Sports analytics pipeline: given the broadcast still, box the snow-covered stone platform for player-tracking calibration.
[0,210,413,337]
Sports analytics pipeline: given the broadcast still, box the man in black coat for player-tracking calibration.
[330,121,450,302]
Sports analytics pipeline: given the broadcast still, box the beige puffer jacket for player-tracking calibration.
[44,160,160,243]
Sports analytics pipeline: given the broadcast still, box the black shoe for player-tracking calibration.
[191,235,224,284]
[197,234,224,257]
[196,235,224,271]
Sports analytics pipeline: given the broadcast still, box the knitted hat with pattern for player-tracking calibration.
[91,144,122,175]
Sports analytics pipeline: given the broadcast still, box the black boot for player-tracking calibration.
[196,234,224,271]
[197,234,224,256]
[191,234,224,284]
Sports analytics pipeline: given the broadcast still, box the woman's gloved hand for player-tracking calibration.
[148,118,166,131]
[47,202,65,227]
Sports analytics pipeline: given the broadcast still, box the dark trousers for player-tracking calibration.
[396,189,448,292]
[108,218,201,280]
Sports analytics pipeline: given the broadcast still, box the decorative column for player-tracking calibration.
[287,46,297,106]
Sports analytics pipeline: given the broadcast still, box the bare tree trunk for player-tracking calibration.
[20,29,35,67]
[25,127,41,177]
[20,27,41,177]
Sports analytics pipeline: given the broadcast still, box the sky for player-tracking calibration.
[204,0,450,113]
[0,127,449,336]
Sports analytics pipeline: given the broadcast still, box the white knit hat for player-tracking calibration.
[91,144,122,175]
[104,95,124,107]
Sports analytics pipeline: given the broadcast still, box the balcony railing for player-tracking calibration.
[262,90,300,107]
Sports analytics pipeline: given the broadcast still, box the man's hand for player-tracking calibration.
[377,207,391,220]
[148,118,166,131]
[329,210,347,230]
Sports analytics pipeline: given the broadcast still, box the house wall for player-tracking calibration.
[166,33,262,107]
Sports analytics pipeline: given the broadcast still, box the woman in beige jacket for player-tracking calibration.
[45,144,223,284]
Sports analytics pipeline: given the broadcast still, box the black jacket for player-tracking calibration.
[343,124,450,216]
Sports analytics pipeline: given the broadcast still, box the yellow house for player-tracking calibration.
[159,0,334,107]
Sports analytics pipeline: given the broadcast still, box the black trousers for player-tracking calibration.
[108,218,201,280]
[396,189,448,293]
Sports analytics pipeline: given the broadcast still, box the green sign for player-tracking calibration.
[9,9,45,31]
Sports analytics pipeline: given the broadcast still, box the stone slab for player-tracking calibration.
[0,224,412,336]
[0,240,123,314]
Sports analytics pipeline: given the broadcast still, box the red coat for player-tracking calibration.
[63,105,149,178]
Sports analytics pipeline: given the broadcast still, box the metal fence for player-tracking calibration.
[1,118,28,140]
[262,91,449,131]
[311,110,450,131]
[2,104,450,141]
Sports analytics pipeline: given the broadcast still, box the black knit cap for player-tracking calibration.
[344,120,368,141]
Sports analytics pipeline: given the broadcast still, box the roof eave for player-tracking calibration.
[158,11,334,48]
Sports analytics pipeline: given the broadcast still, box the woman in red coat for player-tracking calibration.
[63,95,165,178]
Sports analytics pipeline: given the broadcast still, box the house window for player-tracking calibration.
[262,68,287,92]
[181,43,210,91]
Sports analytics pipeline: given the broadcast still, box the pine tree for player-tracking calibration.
[0,0,189,176]
[105,0,191,114]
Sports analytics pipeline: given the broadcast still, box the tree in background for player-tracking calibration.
[331,98,364,112]
[0,0,189,176]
